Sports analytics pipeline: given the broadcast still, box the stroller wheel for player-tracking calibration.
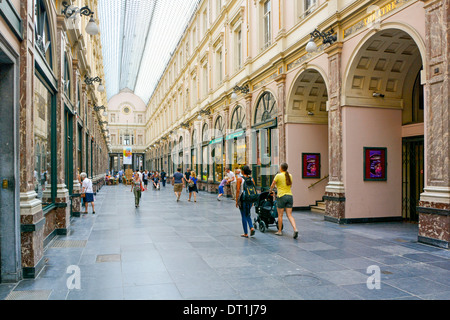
[259,220,266,233]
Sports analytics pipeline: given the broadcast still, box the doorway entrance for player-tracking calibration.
[0,42,21,282]
[402,137,424,222]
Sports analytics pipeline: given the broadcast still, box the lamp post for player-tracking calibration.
[62,1,99,36]
[305,28,337,53]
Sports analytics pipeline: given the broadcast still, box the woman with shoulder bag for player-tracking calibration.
[188,171,198,202]
[235,166,255,238]
[131,171,142,208]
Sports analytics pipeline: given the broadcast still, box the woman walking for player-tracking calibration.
[269,163,298,239]
[80,172,95,214]
[235,166,255,238]
[188,171,198,202]
[131,171,142,208]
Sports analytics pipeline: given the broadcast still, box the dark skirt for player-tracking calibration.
[84,192,94,203]
[188,184,198,193]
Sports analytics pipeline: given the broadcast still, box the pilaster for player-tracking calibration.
[418,0,450,248]
[324,42,346,222]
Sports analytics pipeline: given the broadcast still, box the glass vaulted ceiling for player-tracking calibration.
[98,0,200,103]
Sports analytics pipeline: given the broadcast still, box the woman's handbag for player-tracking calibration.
[81,193,85,198]
[188,181,194,187]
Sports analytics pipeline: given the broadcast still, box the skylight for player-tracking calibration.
[98,0,200,104]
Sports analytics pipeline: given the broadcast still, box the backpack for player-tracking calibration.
[241,176,259,203]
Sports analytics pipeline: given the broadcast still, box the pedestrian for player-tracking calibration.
[235,165,255,238]
[131,170,142,208]
[118,169,123,184]
[80,172,95,214]
[161,169,167,187]
[184,168,191,193]
[143,170,149,190]
[153,172,160,190]
[217,177,227,201]
[226,167,237,200]
[269,163,298,239]
[188,171,198,202]
[173,167,185,201]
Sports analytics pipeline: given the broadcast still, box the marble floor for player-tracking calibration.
[1,183,449,300]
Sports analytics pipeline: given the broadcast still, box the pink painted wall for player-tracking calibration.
[343,107,402,219]
[286,123,329,207]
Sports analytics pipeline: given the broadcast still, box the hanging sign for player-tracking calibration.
[123,146,132,165]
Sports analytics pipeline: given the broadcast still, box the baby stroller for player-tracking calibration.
[253,191,283,233]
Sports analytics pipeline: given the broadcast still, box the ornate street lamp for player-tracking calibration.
[85,75,105,92]
[231,84,250,100]
[305,28,337,53]
[62,1,99,35]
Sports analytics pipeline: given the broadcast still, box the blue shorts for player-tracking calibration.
[84,193,94,203]
[218,186,224,194]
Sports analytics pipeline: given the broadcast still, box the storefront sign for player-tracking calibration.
[252,118,277,130]
[209,137,224,145]
[343,0,411,39]
[225,130,245,140]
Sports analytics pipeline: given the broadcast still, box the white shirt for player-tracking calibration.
[227,171,236,184]
[82,178,93,193]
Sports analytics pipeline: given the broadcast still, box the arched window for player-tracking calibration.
[202,123,209,142]
[35,0,53,66]
[214,116,224,137]
[64,55,71,98]
[231,105,245,130]
[254,91,277,124]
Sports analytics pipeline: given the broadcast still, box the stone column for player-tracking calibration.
[275,73,286,164]
[244,93,253,167]
[19,0,44,279]
[55,14,70,235]
[417,0,450,248]
[324,42,346,223]
[72,59,81,217]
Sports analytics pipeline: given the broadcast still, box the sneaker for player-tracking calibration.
[250,228,255,236]
[293,231,299,239]
[275,231,282,236]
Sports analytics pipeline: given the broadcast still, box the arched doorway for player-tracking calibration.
[286,68,329,209]
[252,91,278,190]
[342,27,424,222]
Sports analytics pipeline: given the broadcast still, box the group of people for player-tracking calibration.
[82,162,299,240]
[172,167,199,202]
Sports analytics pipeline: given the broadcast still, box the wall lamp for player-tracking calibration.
[62,1,99,35]
[85,76,105,92]
[94,105,108,116]
[305,28,337,53]
[197,109,211,120]
[231,84,250,100]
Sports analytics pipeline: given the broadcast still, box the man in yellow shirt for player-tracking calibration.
[269,163,298,239]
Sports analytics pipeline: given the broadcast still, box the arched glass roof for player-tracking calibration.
[98,0,200,104]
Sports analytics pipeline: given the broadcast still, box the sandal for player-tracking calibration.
[275,231,282,236]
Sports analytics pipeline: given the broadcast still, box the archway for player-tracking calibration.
[342,27,424,222]
[285,68,329,209]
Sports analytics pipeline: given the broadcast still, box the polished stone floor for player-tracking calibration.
[1,183,450,300]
